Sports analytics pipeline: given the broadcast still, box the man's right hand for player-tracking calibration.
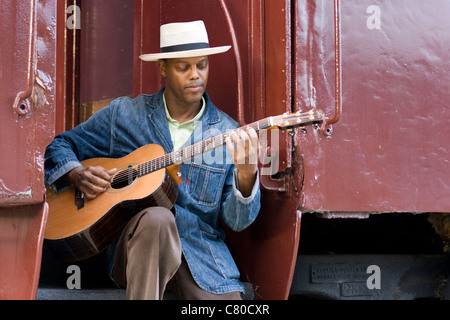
[65,166,117,200]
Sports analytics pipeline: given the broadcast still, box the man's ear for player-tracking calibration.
[158,59,167,78]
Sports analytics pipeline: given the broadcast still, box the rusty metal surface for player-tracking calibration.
[295,0,450,213]
[0,0,57,205]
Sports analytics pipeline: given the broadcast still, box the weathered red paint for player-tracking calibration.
[0,0,56,205]
[295,0,450,213]
[0,204,48,299]
[55,0,82,134]
[320,0,342,135]
[79,0,134,106]
[0,0,57,299]
[226,0,302,299]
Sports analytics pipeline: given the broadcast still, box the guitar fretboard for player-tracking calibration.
[137,118,271,177]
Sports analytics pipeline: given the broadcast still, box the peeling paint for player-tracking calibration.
[0,180,33,199]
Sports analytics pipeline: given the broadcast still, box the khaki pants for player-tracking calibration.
[112,207,241,300]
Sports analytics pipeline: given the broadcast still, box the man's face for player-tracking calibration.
[159,56,209,108]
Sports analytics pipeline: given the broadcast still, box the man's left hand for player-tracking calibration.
[225,127,259,197]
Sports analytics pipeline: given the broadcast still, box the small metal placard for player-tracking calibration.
[311,264,368,283]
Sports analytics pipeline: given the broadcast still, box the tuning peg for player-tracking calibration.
[300,127,308,134]
[287,129,295,136]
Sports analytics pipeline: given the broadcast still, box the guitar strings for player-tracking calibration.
[110,135,229,185]
[108,118,277,186]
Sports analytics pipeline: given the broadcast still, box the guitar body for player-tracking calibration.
[45,144,179,262]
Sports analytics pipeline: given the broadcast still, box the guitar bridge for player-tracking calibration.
[75,189,85,210]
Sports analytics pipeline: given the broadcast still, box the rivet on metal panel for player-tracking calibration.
[13,0,37,117]
[320,0,342,136]
[15,101,31,116]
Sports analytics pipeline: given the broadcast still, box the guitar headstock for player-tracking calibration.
[270,110,325,131]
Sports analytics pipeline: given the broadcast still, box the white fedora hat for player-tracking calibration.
[139,20,231,62]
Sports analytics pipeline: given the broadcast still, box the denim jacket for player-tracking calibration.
[44,88,261,294]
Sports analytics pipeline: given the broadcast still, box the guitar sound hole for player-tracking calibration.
[111,167,138,189]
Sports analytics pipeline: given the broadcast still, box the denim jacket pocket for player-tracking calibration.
[187,163,226,207]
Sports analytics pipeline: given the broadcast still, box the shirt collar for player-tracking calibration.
[163,92,206,126]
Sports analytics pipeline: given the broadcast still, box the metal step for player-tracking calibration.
[290,254,450,300]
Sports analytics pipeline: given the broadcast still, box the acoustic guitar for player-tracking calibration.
[45,110,324,262]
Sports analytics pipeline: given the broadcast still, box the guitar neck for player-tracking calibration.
[137,118,272,177]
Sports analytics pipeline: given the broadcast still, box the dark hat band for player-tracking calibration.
[160,42,209,53]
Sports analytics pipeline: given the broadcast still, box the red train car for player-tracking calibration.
[1,0,449,300]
